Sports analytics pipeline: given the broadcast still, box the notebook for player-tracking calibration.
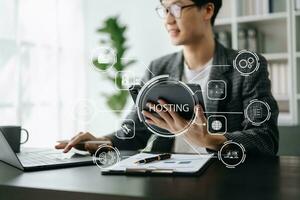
[101,153,214,176]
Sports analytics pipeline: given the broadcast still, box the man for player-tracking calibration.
[56,0,279,155]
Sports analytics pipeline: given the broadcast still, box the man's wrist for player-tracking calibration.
[206,134,227,151]
[97,136,113,145]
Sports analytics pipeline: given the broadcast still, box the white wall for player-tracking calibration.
[83,0,180,136]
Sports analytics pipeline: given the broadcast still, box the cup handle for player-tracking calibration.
[20,128,29,144]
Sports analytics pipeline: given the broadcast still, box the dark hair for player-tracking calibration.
[191,0,222,26]
[159,0,222,26]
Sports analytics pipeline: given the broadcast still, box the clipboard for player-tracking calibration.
[101,153,214,176]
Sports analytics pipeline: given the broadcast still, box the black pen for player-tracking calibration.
[134,153,172,164]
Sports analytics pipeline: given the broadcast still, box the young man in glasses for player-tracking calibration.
[56,0,279,156]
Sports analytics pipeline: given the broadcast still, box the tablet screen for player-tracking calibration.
[142,82,197,120]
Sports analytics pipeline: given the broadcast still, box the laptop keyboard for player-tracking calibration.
[17,149,93,167]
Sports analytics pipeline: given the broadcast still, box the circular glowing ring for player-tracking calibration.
[233,50,260,76]
[93,144,121,169]
[72,98,97,124]
[218,141,246,168]
[136,75,198,138]
[244,99,271,126]
[90,47,117,72]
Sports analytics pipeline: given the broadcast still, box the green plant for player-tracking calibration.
[93,16,135,115]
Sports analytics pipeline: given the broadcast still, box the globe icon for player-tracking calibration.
[211,120,222,131]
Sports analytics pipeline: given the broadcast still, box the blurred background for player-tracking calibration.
[0,0,299,155]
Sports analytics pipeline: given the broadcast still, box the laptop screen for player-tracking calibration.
[0,130,24,170]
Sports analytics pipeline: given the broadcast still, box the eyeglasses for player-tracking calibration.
[155,3,196,19]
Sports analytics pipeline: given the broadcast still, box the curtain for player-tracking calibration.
[0,0,86,147]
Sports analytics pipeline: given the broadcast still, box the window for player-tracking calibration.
[0,0,86,147]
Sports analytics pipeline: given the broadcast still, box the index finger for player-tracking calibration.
[63,134,89,153]
[157,99,182,121]
[195,104,206,121]
[55,143,67,149]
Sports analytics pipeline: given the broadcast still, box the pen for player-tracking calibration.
[134,153,172,164]
[57,140,111,145]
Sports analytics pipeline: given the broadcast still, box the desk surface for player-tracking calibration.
[1,151,300,200]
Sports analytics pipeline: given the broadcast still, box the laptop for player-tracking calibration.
[0,131,94,171]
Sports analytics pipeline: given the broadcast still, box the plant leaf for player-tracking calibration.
[96,16,133,115]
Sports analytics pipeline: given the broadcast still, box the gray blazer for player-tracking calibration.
[109,41,279,156]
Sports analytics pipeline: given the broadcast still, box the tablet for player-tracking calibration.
[129,75,206,136]
[129,77,205,122]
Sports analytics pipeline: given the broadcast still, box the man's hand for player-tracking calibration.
[142,99,190,134]
[55,132,112,154]
[142,99,226,150]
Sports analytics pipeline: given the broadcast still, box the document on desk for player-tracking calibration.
[102,153,214,175]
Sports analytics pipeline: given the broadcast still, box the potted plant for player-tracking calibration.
[93,16,136,116]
